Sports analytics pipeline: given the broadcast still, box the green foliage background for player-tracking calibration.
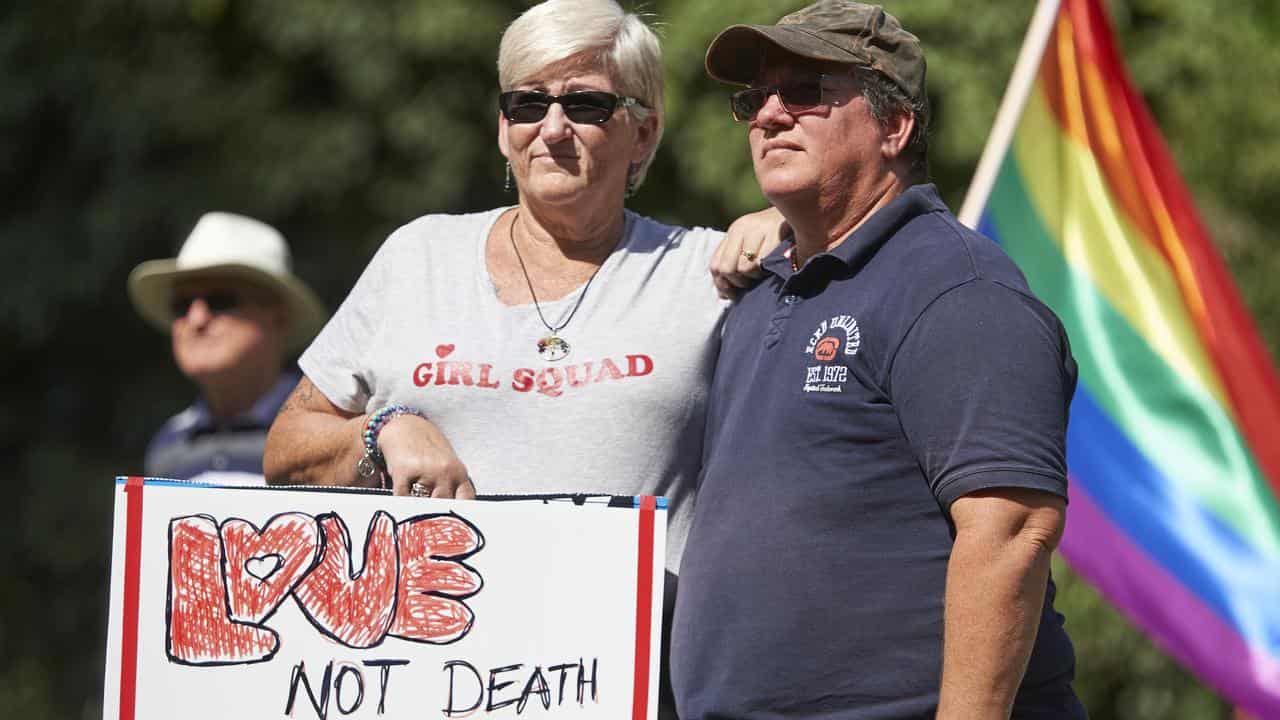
[2,1,1276,717]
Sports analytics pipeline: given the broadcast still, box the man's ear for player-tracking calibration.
[881,110,915,160]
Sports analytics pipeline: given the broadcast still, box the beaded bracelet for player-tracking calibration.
[356,404,428,486]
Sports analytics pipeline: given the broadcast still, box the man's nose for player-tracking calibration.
[179,298,214,327]
[754,91,794,127]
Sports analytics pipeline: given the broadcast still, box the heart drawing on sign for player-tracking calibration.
[245,553,284,582]
[436,344,455,358]
[220,513,322,624]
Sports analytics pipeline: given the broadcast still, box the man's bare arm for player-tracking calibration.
[264,376,475,498]
[936,487,1066,720]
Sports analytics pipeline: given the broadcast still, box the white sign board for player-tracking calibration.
[103,477,665,720]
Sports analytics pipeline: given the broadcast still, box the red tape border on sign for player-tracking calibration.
[119,477,145,720]
[631,496,657,720]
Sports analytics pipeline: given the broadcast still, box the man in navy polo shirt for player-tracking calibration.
[129,212,326,485]
[672,2,1086,718]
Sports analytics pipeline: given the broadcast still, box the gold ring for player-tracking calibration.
[410,482,429,497]
[741,250,758,261]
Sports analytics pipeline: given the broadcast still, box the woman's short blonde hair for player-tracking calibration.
[498,0,664,190]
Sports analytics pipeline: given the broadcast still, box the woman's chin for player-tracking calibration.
[523,179,615,208]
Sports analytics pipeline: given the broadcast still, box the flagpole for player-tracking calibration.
[958,0,1064,228]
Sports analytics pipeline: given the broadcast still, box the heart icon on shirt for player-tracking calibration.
[436,344,455,358]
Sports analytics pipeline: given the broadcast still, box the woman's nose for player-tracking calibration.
[539,102,574,142]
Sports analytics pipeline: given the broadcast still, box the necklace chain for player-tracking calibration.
[508,210,612,337]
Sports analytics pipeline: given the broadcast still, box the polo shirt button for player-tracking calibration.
[782,294,799,305]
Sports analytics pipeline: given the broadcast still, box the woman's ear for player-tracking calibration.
[630,111,660,165]
[497,110,512,160]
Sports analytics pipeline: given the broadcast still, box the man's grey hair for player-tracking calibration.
[855,67,930,182]
[497,0,665,190]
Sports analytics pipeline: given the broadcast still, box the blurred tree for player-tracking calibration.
[0,1,1274,718]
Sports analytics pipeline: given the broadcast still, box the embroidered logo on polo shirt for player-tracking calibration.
[802,315,860,393]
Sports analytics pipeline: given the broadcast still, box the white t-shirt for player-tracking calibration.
[300,207,728,571]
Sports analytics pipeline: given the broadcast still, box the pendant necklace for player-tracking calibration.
[508,211,615,362]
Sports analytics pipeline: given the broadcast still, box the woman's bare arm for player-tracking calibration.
[710,206,788,299]
[264,376,475,498]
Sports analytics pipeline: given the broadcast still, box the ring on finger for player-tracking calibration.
[410,481,429,497]
[741,250,758,261]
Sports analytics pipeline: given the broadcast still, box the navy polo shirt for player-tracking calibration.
[144,372,299,484]
[672,185,1084,719]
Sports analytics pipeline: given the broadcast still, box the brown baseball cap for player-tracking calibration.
[705,0,926,104]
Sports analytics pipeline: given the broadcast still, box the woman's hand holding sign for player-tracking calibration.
[377,413,477,499]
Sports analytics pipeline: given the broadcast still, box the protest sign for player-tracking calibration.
[102,477,665,720]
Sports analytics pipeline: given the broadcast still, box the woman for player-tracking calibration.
[263,0,773,579]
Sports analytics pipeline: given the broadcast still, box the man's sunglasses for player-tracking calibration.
[170,291,242,320]
[498,90,645,125]
[729,74,860,122]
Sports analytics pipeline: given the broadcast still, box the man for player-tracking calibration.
[129,212,325,485]
[671,2,1086,718]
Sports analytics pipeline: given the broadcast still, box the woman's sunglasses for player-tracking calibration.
[498,90,644,125]
[729,74,860,122]
[170,290,242,320]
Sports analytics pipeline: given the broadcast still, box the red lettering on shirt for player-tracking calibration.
[537,368,565,397]
[512,368,535,392]
[566,362,594,387]
[417,351,657,397]
[413,363,433,387]
[478,364,501,389]
[447,362,475,387]
[626,354,654,377]
[595,358,624,383]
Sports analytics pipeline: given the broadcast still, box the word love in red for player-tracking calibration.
[166,510,484,666]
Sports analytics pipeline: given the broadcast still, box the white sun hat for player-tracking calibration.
[127,212,326,351]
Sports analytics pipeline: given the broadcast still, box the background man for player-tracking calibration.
[128,212,325,484]
[672,2,1086,718]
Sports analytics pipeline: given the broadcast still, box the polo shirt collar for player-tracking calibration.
[189,372,299,434]
[761,184,948,281]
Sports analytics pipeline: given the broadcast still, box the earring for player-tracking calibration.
[624,162,640,199]
[504,161,513,193]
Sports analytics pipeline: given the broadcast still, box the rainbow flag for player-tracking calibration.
[958,0,1280,714]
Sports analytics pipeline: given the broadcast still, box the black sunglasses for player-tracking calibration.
[729,74,859,122]
[170,290,242,320]
[499,90,644,125]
